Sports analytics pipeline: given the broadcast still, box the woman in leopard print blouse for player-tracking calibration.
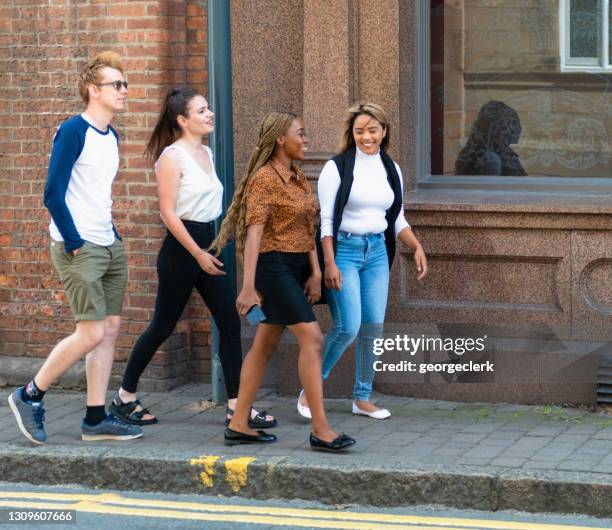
[211,112,356,452]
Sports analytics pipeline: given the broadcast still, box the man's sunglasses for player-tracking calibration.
[97,80,129,91]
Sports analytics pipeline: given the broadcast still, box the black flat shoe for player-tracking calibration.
[225,407,278,429]
[309,433,356,453]
[224,427,277,446]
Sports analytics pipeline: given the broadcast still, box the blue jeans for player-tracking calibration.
[321,231,389,401]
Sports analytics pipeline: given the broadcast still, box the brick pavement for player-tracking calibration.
[2,384,612,516]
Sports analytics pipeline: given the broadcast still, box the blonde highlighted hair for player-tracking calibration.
[339,102,390,153]
[77,51,124,104]
[209,111,297,260]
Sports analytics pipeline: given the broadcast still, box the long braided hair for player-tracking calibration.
[209,111,297,260]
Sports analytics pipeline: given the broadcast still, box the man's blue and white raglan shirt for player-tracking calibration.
[44,114,121,252]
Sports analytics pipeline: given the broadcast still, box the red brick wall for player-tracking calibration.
[0,0,212,387]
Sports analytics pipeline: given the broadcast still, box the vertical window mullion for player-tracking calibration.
[603,0,610,66]
[417,0,431,179]
[563,0,570,66]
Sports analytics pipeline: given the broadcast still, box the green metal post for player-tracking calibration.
[208,0,236,403]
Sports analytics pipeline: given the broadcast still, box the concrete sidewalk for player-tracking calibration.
[2,384,612,518]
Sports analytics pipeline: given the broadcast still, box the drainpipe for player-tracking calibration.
[207,0,236,403]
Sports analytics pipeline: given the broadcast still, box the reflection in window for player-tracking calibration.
[430,1,611,179]
[455,101,527,177]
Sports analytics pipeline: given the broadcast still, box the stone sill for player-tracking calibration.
[406,190,612,216]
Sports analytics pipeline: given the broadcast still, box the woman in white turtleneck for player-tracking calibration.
[297,102,428,420]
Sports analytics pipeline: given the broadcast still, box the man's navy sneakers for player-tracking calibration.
[8,386,47,445]
[81,413,143,441]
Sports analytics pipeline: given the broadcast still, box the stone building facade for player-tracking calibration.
[1,0,610,405]
[230,0,612,405]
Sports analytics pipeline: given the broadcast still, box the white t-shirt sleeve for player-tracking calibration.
[317,160,341,238]
[393,162,410,236]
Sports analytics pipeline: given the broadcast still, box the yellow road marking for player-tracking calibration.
[189,454,220,487]
[0,492,606,530]
[225,457,257,493]
[0,500,451,529]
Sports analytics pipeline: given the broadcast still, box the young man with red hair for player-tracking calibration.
[8,52,142,444]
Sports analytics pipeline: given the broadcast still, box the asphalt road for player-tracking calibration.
[1,483,612,530]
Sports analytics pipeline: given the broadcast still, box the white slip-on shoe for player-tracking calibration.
[352,402,391,420]
[297,389,312,419]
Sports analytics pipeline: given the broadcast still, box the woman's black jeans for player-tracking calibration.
[121,220,242,398]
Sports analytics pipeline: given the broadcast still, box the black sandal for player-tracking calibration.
[225,407,278,429]
[110,394,158,426]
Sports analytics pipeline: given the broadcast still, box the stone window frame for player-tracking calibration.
[560,0,612,73]
[414,2,612,195]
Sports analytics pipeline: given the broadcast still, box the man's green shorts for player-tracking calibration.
[50,238,128,321]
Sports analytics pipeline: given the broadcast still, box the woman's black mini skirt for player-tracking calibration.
[255,251,316,326]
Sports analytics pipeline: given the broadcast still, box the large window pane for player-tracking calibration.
[430,1,611,179]
[570,0,600,58]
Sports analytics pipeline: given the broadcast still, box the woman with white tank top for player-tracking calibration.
[110,86,276,430]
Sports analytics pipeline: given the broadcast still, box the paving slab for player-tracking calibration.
[1,385,612,517]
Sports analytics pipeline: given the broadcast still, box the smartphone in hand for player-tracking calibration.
[246,304,266,326]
